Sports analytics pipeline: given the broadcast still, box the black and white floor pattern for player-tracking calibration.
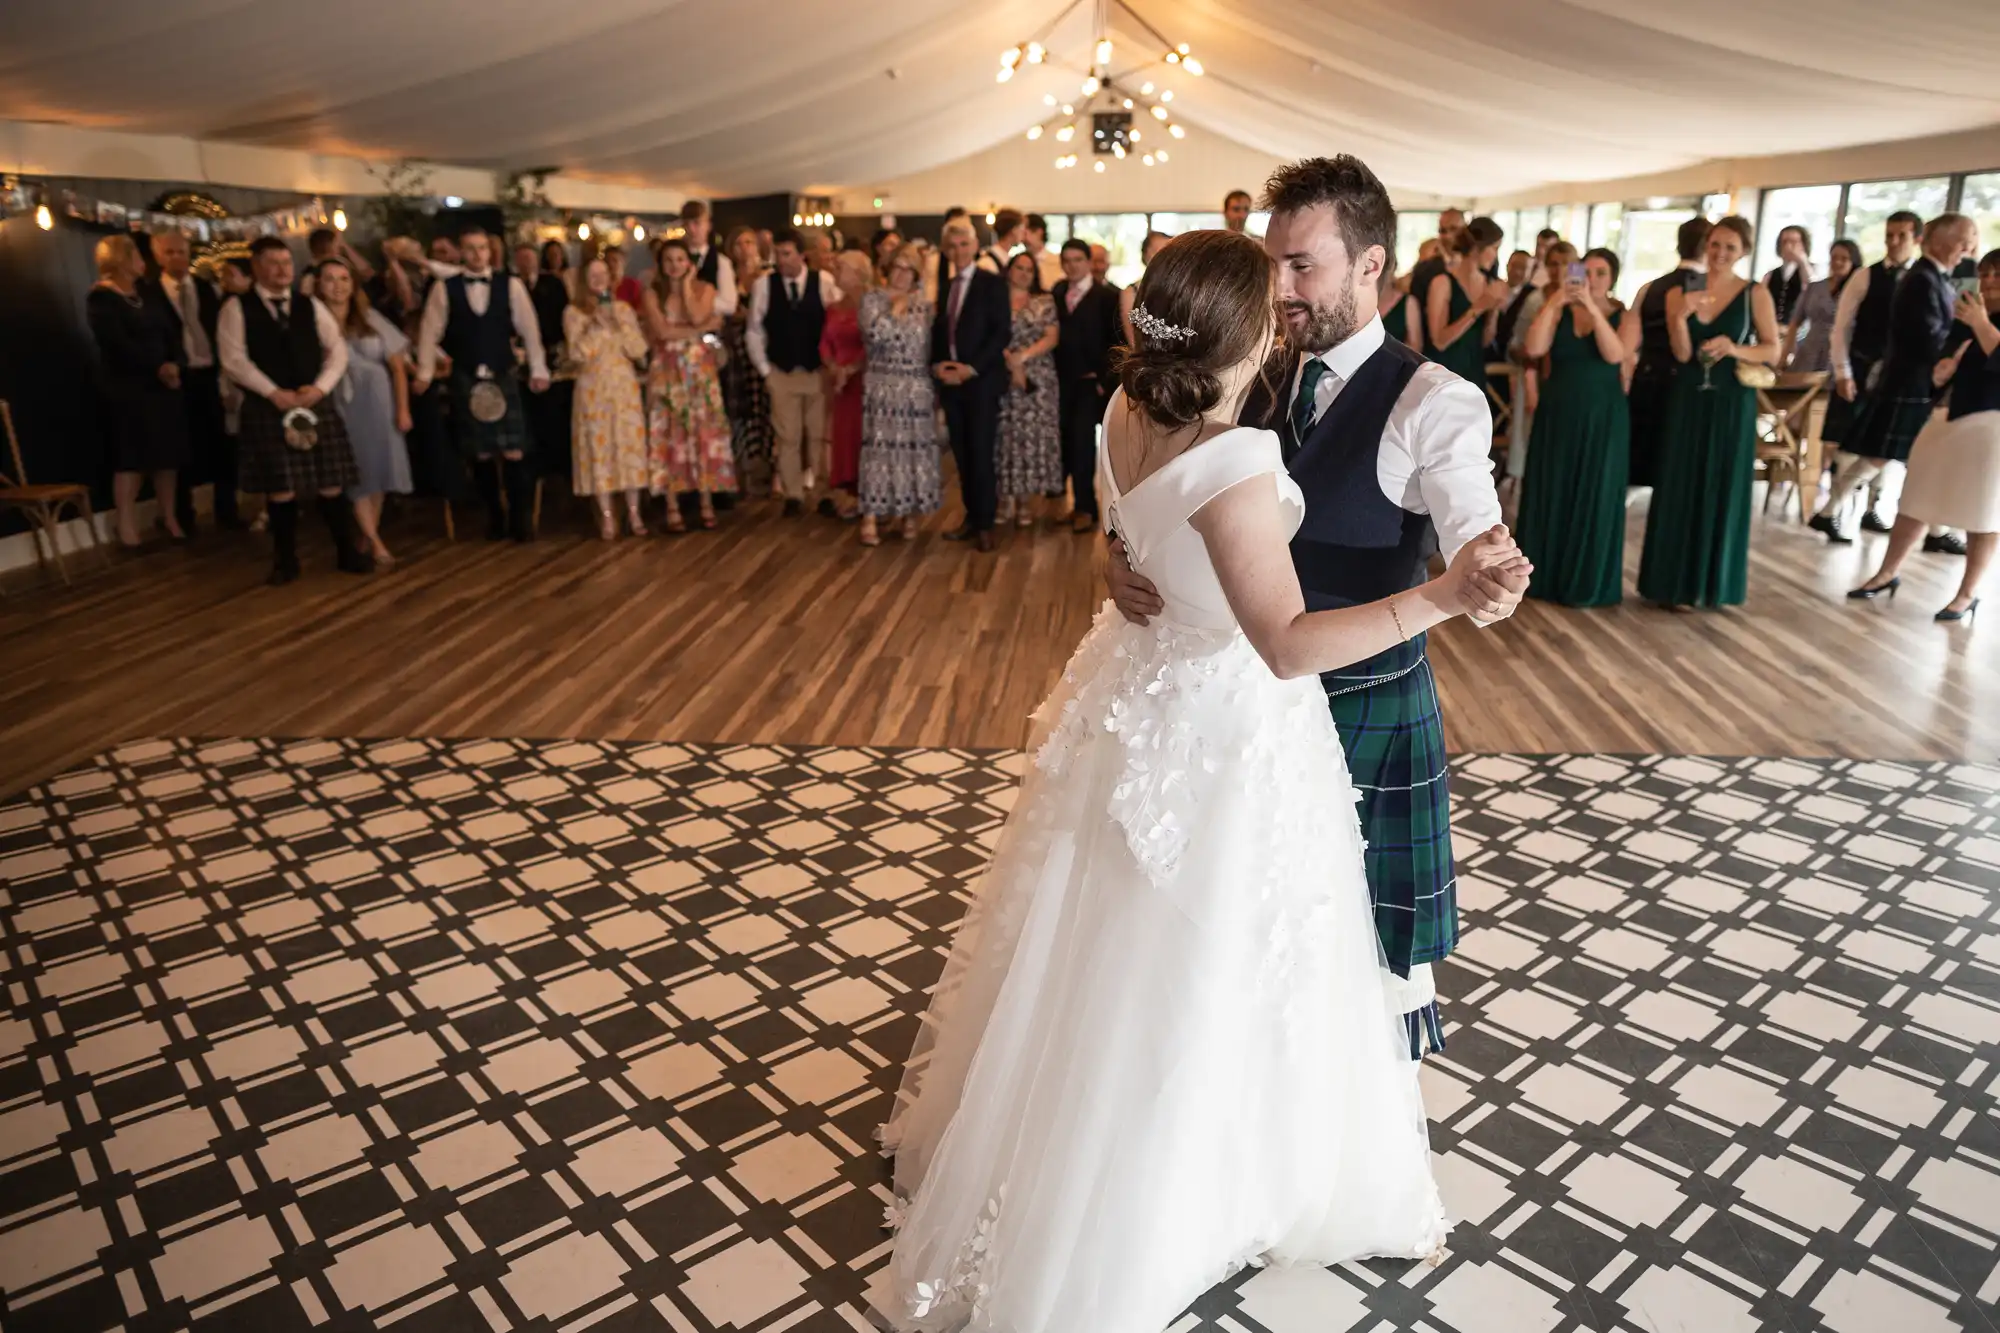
[1,739,1996,1333]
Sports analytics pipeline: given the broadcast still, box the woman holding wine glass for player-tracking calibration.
[1637,216,1782,609]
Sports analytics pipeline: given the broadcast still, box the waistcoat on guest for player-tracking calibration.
[442,275,516,376]
[1850,259,1904,365]
[1636,268,1696,382]
[1261,337,1433,679]
[692,246,722,289]
[237,290,323,391]
[762,271,825,372]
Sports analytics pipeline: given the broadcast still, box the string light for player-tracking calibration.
[1155,150,1169,162]
[332,208,348,231]
[793,213,803,224]
[1160,89,1174,102]
[1093,161,1106,174]
[1043,94,1057,106]
[632,222,646,241]
[578,221,591,239]
[1055,124,1075,142]
[1026,125,1043,140]
[1081,75,1100,96]
[1025,42,1045,63]
[1142,154,1155,167]
[1169,124,1186,138]
[1151,104,1169,120]
[997,66,1013,83]
[35,203,53,230]
[1095,38,1114,65]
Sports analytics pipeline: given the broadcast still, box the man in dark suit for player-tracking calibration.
[148,228,239,531]
[932,218,1011,551]
[1050,239,1122,533]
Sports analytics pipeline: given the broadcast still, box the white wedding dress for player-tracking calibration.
[868,403,1449,1333]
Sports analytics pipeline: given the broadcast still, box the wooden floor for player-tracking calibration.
[2,489,1994,795]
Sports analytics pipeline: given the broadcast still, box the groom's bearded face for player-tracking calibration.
[1267,206,1375,354]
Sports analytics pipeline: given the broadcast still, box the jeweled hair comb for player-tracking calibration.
[1130,304,1197,344]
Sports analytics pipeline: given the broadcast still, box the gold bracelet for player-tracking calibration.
[1388,595,1408,642]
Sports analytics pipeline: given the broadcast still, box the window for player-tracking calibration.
[1045,216,1072,247]
[1954,172,2000,263]
[1148,212,1224,237]
[1246,211,1270,239]
[1588,203,1624,253]
[1395,211,1439,276]
[1551,204,1590,245]
[1068,213,1152,287]
[1753,184,1840,278]
[1615,207,1701,304]
[1701,193,1733,220]
[1488,210,1519,260]
[1843,177,1950,263]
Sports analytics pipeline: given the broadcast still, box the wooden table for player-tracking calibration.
[1755,371,1829,522]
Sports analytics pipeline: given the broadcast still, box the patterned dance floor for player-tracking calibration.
[1,739,1996,1333]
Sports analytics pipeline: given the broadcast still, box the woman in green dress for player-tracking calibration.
[1423,215,1507,384]
[1516,247,1643,606]
[1637,216,1783,609]
[1379,268,1423,352]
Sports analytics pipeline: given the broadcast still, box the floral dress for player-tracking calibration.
[721,286,773,492]
[565,301,649,497]
[996,293,1061,498]
[858,289,942,518]
[646,289,739,497]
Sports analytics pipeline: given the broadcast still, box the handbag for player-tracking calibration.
[1732,294,1776,389]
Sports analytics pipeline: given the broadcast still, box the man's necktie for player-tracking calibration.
[270,297,289,322]
[1292,358,1329,446]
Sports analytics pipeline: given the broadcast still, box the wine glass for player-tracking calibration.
[1698,344,1721,392]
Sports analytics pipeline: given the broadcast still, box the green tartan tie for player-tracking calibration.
[1292,357,1329,446]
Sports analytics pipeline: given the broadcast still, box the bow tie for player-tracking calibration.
[464,275,491,286]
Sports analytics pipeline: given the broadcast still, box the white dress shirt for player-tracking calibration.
[1031,247,1064,292]
[158,272,215,368]
[413,269,549,383]
[216,286,349,401]
[744,270,843,377]
[686,246,738,317]
[1287,314,1500,566]
[1830,255,1914,382]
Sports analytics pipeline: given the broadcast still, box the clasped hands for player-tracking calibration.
[933,360,974,386]
[267,385,325,412]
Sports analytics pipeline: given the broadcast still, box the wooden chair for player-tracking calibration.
[1753,371,1828,522]
[1,399,107,586]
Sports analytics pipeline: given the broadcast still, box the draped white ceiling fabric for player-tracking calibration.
[3,0,1998,200]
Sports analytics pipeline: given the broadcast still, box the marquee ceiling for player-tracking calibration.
[3,0,1997,200]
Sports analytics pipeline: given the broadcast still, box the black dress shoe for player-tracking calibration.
[1809,513,1853,545]
[942,525,976,542]
[1860,510,1893,533]
[266,559,301,587]
[782,498,803,517]
[974,529,996,553]
[1935,598,1980,623]
[817,497,837,518]
[1846,577,1899,601]
[1923,531,1969,556]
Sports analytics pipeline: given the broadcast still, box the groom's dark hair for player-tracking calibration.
[1261,156,1396,267]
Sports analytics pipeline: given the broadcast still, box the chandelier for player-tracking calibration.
[995,0,1202,172]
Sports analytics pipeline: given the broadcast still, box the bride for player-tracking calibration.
[869,228,1527,1333]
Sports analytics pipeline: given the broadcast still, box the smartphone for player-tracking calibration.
[1953,275,1980,299]
[1565,261,1587,286]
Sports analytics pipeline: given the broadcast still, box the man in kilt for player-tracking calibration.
[1109,156,1527,1059]
[1816,214,1976,552]
[413,228,550,541]
[216,236,373,584]
[1814,210,1922,541]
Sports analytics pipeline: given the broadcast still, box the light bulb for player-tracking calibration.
[1130,129,1142,141]
[1026,125,1043,140]
[985,211,997,224]
[1164,51,1179,64]
[632,222,646,241]
[1141,81,1154,94]
[1026,42,1045,64]
[997,66,1013,83]
[1151,104,1169,120]
[1155,150,1169,162]
[1094,161,1106,174]
[1055,124,1074,142]
[1095,38,1113,65]
[874,197,884,208]
[1184,57,1203,76]
[1160,89,1173,102]
[578,222,591,239]
[1081,75,1099,95]
[1143,154,1155,167]
[332,208,348,231]
[1061,103,1075,115]
[35,203,53,230]
[1043,93,1057,106]
[1176,42,1190,55]
[1122,98,1134,109]
[444,195,464,208]
[1169,123,1185,138]
[1001,46,1022,68]
[794,213,803,225]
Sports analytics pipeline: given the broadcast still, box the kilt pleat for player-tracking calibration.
[450,373,533,459]
[236,396,360,494]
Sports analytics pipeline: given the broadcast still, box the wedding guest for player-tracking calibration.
[680,200,737,317]
[1222,189,1252,233]
[1764,225,1812,329]
[1628,216,1711,489]
[607,245,643,308]
[723,225,776,496]
[995,252,1061,528]
[757,229,775,265]
[932,218,1011,551]
[307,227,375,287]
[89,234,189,547]
[819,250,871,519]
[429,235,461,268]
[805,231,836,275]
[1637,216,1781,609]
[1379,266,1423,353]
[1814,214,1977,546]
[217,236,372,583]
[1516,247,1638,606]
[871,227,904,277]
[314,258,412,566]
[1089,243,1116,293]
[747,228,841,515]
[412,228,550,542]
[1785,238,1862,372]
[1405,208,1466,318]
[1489,249,1534,359]
[520,243,567,355]
[1849,246,2000,620]
[1051,238,1121,533]
[517,241,574,480]
[1024,214,1063,289]
[213,257,253,494]
[1815,210,1924,537]
[149,227,236,532]
[980,209,1024,274]
[1119,231,1173,342]
[857,243,941,546]
[566,256,651,538]
[1423,215,1507,385]
[1505,241,1580,483]
[643,237,736,530]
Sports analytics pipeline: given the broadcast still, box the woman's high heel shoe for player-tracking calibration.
[1935,598,1980,623]
[1846,576,1899,601]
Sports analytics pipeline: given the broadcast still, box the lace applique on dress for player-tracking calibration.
[883,1187,1006,1326]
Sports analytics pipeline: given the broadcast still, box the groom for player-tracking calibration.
[1109,156,1526,1057]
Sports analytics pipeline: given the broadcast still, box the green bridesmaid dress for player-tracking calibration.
[1423,272,1487,384]
[1637,285,1758,608]
[1517,307,1630,607]
[1382,293,1410,348]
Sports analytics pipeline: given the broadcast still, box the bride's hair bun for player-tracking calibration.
[1116,229,1275,430]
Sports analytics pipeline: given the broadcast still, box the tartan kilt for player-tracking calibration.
[448,372,533,460]
[1324,650,1457,977]
[236,394,359,495]
[1849,388,1936,464]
